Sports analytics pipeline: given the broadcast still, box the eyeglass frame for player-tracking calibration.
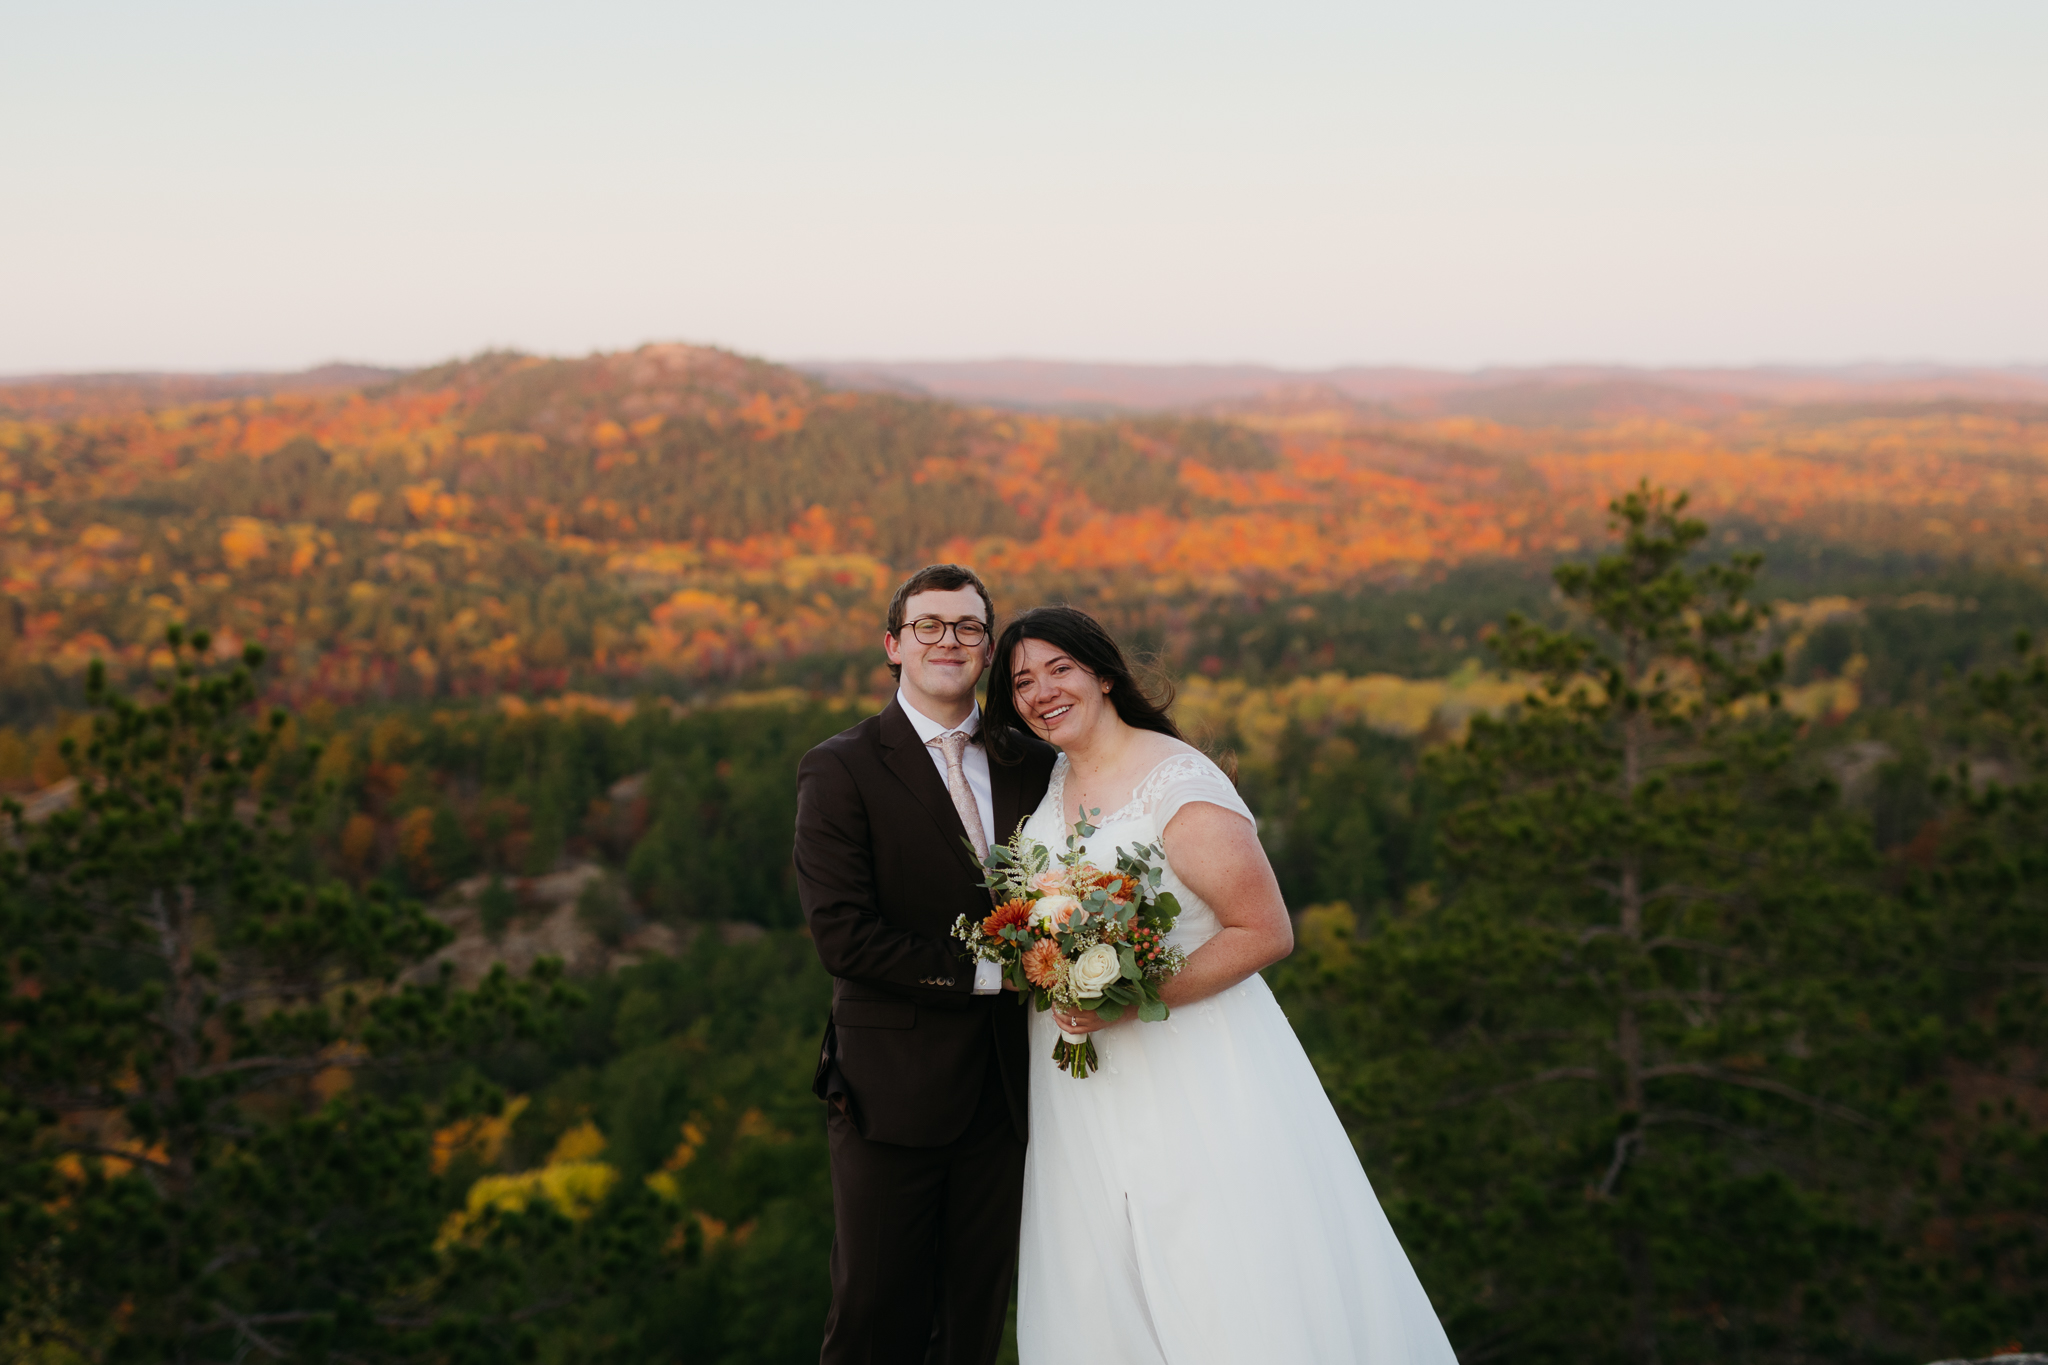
[901,615,989,647]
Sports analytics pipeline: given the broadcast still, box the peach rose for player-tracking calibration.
[1031,894,1081,933]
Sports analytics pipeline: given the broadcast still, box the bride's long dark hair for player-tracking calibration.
[983,606,1184,765]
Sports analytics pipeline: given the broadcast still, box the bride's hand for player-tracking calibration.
[1052,1007,1109,1035]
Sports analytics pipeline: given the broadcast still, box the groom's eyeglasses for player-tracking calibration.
[907,617,988,647]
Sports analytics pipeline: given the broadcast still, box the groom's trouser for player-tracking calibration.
[821,1052,1025,1365]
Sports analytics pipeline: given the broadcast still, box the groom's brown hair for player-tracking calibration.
[884,563,995,682]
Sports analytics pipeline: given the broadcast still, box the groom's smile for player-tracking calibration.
[884,584,993,725]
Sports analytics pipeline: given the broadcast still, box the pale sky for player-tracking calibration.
[4,1,2044,373]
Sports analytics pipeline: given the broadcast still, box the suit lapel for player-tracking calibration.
[877,699,983,878]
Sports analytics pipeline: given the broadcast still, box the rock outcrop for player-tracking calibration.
[405,863,682,986]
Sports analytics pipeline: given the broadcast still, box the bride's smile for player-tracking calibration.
[1009,638,1113,743]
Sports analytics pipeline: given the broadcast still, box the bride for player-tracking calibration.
[982,606,1457,1365]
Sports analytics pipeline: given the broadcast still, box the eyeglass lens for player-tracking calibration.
[909,617,987,645]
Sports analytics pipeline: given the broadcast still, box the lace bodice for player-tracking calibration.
[1021,748,1255,954]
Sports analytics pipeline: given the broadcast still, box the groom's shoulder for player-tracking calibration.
[803,705,892,769]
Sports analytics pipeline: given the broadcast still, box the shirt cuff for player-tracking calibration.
[972,959,1003,995]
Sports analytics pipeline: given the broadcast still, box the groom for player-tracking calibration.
[795,564,1057,1365]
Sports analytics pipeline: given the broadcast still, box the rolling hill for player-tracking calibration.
[3,342,2046,724]
[804,357,2048,414]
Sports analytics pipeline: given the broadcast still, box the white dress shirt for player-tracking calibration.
[898,689,1003,995]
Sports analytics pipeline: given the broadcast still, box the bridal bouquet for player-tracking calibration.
[951,808,1187,1078]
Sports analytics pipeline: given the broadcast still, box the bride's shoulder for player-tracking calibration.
[1131,738,1233,797]
[1142,734,1220,773]
[1132,739,1251,827]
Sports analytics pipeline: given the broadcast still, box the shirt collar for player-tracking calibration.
[898,689,981,744]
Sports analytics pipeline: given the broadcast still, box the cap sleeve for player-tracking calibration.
[1139,752,1256,833]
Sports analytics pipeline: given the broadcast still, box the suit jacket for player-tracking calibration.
[795,698,1057,1147]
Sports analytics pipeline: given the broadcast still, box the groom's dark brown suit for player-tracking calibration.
[796,697,1056,1365]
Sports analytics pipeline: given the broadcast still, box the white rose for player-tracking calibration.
[1032,894,1081,934]
[1069,943,1122,999]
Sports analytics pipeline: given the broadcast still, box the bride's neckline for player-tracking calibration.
[1049,748,1204,829]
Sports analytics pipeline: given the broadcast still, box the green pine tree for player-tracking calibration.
[1881,629,2048,1352]
[0,627,575,1362]
[1280,486,1901,1363]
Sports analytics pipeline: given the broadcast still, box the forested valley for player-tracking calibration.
[2,350,2044,1363]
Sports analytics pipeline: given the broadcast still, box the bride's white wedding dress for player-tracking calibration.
[1016,750,1457,1364]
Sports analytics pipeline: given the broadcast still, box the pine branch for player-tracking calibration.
[213,979,347,1006]
[1637,1062,1874,1128]
[371,1292,578,1331]
[1641,1108,1771,1144]
[1435,1065,1600,1109]
[202,1244,262,1275]
[1641,883,1743,908]
[9,1087,131,1115]
[507,1293,581,1324]
[202,1303,292,1359]
[189,1053,353,1082]
[1643,935,1748,961]
[1597,1129,1642,1198]
[1625,988,1728,1005]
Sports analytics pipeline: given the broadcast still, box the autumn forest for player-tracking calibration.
[1,346,2044,1364]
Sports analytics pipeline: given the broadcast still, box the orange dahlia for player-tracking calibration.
[1076,867,1136,904]
[982,899,1033,939]
[1021,938,1066,990]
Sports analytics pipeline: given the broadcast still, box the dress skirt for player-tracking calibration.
[1016,971,1458,1364]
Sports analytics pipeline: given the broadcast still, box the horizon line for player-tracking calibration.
[8,349,2048,385]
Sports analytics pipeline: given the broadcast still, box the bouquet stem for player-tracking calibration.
[1053,1030,1098,1078]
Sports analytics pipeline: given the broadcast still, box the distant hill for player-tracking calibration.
[0,363,405,419]
[804,358,2048,417]
[2,341,2045,724]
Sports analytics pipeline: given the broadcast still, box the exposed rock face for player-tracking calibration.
[405,863,682,986]
[1824,738,1895,802]
[11,777,79,824]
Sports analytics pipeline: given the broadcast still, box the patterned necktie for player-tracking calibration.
[935,730,989,863]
